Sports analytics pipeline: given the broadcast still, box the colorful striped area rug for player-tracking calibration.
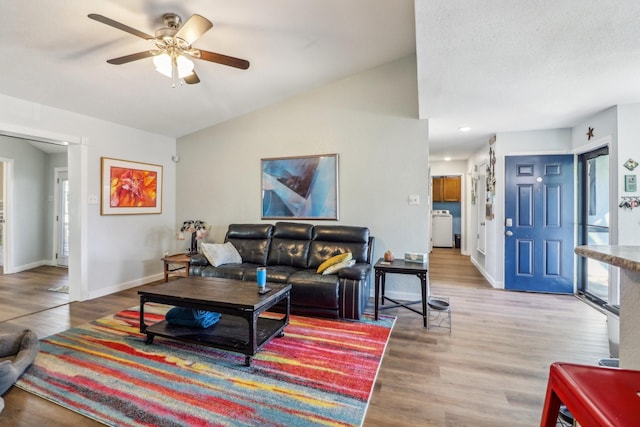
[16,305,394,426]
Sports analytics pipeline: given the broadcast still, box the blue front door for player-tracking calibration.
[504,155,574,293]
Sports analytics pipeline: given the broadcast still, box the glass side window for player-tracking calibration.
[579,147,609,304]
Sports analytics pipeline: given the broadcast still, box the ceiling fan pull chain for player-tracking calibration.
[171,57,178,88]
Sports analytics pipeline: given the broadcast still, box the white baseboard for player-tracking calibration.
[470,257,502,289]
[11,260,48,273]
[87,273,164,300]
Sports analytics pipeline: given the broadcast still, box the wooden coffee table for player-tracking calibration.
[138,277,291,366]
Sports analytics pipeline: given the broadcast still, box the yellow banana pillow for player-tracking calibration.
[316,252,352,273]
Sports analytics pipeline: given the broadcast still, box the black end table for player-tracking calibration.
[374,258,428,327]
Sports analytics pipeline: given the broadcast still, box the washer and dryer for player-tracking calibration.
[432,210,453,247]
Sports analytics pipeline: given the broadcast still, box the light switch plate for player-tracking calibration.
[88,194,99,204]
[408,194,420,205]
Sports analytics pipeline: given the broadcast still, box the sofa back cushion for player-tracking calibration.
[267,222,313,268]
[308,225,371,268]
[224,224,273,265]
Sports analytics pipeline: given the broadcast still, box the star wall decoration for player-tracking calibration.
[586,127,594,140]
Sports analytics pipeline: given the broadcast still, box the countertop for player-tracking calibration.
[574,245,640,272]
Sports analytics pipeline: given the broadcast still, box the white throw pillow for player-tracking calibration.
[201,242,242,267]
[322,259,356,275]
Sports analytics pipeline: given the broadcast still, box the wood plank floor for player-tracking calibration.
[0,266,69,322]
[0,250,609,426]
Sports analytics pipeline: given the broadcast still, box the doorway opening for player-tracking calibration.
[577,146,610,305]
[0,134,70,303]
[431,175,462,249]
[55,168,69,268]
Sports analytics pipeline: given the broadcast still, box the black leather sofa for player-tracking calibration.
[189,222,374,320]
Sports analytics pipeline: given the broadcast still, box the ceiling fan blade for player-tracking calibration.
[107,51,156,65]
[197,49,250,70]
[88,14,154,40]
[175,14,213,45]
[184,71,200,85]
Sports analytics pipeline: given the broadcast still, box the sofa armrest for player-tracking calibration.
[337,263,372,319]
[338,263,370,280]
[189,253,209,267]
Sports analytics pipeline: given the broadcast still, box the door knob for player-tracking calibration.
[505,230,513,236]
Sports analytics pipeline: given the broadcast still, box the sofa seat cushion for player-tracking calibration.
[243,265,298,284]
[287,270,339,309]
[198,264,257,281]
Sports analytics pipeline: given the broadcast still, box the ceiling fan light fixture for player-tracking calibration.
[176,55,195,78]
[153,53,194,81]
[153,53,172,78]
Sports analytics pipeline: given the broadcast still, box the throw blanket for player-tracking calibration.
[165,307,221,328]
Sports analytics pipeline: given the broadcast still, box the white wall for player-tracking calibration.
[177,56,430,300]
[430,160,467,176]
[0,93,177,300]
[0,135,48,269]
[614,104,640,246]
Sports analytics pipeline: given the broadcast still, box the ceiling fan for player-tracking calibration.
[88,12,250,87]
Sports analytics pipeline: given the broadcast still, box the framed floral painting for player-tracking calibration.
[101,157,163,215]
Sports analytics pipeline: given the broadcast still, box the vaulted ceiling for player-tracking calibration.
[1,1,639,161]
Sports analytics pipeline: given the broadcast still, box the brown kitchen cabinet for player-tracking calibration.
[432,176,461,202]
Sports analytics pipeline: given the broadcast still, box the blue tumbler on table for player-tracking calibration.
[256,267,267,292]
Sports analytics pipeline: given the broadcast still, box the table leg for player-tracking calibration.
[374,270,382,320]
[285,290,291,320]
[381,273,386,305]
[139,297,147,333]
[419,272,428,328]
[248,311,258,364]
[163,262,169,282]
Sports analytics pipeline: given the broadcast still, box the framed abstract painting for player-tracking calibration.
[101,157,163,215]
[261,154,339,220]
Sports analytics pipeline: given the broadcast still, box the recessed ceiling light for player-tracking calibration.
[444,157,452,161]
[458,126,472,132]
